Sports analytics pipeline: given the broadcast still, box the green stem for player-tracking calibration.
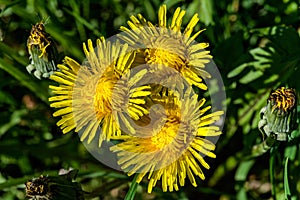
[124,174,139,200]
[245,133,276,159]
[270,145,278,200]
[284,157,291,200]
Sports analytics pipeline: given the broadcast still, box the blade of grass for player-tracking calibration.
[45,24,85,61]
[0,170,58,190]
[234,159,255,200]
[0,57,49,103]
[62,7,101,37]
[0,42,27,66]
[68,0,86,41]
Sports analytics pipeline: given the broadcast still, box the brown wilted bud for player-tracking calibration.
[25,170,84,200]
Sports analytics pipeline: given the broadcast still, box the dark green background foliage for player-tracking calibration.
[0,0,299,199]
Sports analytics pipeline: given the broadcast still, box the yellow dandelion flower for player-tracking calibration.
[119,4,212,90]
[111,87,224,193]
[49,37,151,146]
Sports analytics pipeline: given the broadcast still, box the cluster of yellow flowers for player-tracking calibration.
[49,5,224,193]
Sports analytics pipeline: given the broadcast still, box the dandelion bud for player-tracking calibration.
[26,21,59,79]
[259,87,297,141]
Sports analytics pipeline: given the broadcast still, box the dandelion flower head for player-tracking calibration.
[119,5,212,90]
[111,86,224,193]
[49,37,151,146]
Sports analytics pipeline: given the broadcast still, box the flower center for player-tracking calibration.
[144,35,186,71]
[93,74,118,119]
[151,116,180,150]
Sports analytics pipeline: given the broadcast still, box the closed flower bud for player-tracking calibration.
[26,21,59,79]
[259,87,297,141]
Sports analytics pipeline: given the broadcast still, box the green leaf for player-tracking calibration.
[239,70,263,84]
[143,1,156,22]
[163,0,183,10]
[198,0,214,25]
[213,32,246,68]
[227,63,248,78]
[270,26,300,54]
[249,46,274,70]
[235,160,255,181]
